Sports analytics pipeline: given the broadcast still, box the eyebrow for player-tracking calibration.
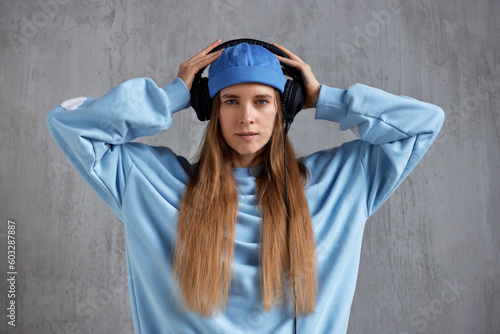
[220,93,274,99]
[254,94,273,99]
[220,94,239,99]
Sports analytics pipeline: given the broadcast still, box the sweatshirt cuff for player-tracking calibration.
[162,77,191,114]
[315,85,348,123]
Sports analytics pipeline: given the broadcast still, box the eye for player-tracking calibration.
[256,100,269,105]
[224,99,237,105]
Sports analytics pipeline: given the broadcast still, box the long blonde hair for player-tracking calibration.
[174,90,317,316]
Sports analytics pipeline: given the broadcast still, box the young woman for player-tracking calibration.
[47,39,444,333]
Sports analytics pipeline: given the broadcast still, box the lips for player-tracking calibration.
[237,132,258,136]
[236,132,258,141]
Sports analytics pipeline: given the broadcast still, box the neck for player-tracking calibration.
[230,150,264,168]
[231,157,262,168]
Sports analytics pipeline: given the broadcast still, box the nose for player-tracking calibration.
[239,103,255,124]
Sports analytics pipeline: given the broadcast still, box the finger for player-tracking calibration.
[179,49,224,81]
[188,39,222,62]
[186,49,223,71]
[275,54,299,67]
[275,55,306,74]
[273,43,304,62]
[192,49,224,69]
[200,38,222,55]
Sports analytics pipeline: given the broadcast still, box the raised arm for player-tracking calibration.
[46,39,225,215]
[46,77,191,214]
[313,83,444,216]
[274,43,444,216]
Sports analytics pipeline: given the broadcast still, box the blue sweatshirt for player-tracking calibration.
[46,77,444,334]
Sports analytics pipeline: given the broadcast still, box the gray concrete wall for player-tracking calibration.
[0,0,498,333]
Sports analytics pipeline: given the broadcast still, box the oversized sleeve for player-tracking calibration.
[46,77,191,216]
[311,83,445,217]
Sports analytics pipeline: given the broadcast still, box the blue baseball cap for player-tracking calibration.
[208,43,287,98]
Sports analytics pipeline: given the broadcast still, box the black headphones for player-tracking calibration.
[190,38,305,126]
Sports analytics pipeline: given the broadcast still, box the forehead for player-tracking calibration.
[220,82,276,97]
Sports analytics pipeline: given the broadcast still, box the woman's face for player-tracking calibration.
[218,82,278,168]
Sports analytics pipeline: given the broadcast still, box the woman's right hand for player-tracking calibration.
[177,39,224,91]
[273,43,321,109]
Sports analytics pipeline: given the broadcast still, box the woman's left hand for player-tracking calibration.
[273,43,321,109]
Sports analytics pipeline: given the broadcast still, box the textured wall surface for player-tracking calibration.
[0,0,498,333]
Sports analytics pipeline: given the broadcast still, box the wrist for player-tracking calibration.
[163,78,191,113]
[311,84,321,109]
[314,84,321,107]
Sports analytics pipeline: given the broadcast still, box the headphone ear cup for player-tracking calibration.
[281,80,304,123]
[190,77,212,121]
[281,79,292,120]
